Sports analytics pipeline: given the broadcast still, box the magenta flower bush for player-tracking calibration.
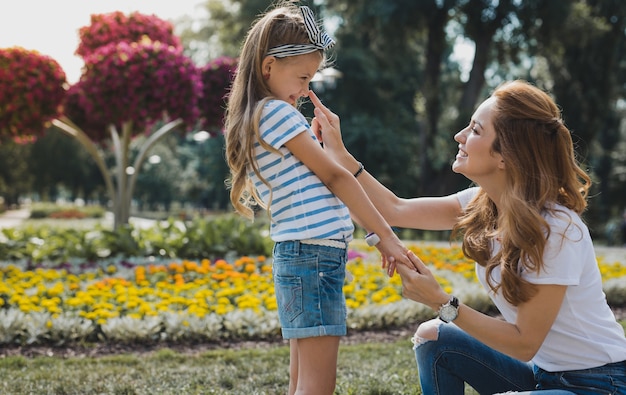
[0,47,66,141]
[2,10,235,228]
[198,56,237,133]
[70,38,202,137]
[76,11,182,59]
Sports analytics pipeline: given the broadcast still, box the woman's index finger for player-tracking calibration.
[308,90,327,110]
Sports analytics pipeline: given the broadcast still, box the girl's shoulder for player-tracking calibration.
[261,99,306,122]
[263,99,295,113]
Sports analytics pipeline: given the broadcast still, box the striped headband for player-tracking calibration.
[266,6,335,58]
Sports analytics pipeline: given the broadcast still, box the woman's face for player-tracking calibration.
[263,52,321,106]
[452,97,505,183]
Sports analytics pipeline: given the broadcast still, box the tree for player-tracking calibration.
[516,0,626,229]
[53,12,202,228]
[177,0,271,63]
[198,56,238,134]
[28,127,104,202]
[0,47,66,206]
[1,11,236,227]
[0,141,32,207]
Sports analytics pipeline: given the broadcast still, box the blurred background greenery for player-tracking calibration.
[1,0,625,244]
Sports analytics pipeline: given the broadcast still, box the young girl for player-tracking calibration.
[310,81,626,394]
[224,4,410,394]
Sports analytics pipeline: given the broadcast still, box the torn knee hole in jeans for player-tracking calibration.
[411,333,431,348]
[411,320,441,348]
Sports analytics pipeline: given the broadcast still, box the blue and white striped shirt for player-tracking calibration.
[250,100,354,242]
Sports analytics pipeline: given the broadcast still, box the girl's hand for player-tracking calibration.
[375,234,416,277]
[396,252,449,310]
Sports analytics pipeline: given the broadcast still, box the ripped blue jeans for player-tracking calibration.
[412,321,626,394]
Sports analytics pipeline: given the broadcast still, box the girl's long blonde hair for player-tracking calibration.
[453,80,592,306]
[224,2,320,220]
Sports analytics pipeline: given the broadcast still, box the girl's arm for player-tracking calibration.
[284,131,411,270]
[398,255,566,361]
[308,91,462,231]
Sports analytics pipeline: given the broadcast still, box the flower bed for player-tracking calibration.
[1,242,625,346]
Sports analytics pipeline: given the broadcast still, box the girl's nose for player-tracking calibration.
[300,84,310,97]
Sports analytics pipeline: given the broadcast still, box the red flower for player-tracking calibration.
[198,56,238,134]
[76,11,182,59]
[67,38,202,139]
[0,47,66,141]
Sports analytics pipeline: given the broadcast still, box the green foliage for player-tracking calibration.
[0,338,500,394]
[28,127,105,202]
[0,213,272,262]
[0,141,33,206]
[29,203,105,219]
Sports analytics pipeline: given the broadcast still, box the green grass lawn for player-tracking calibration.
[0,339,418,395]
[3,320,624,395]
[0,337,491,395]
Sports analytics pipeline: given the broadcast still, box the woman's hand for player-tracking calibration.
[309,90,418,277]
[308,90,346,155]
[396,251,450,311]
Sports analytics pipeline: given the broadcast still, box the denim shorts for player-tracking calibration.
[272,240,348,339]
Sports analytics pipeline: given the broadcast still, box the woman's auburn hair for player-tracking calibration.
[223,2,314,220]
[453,80,592,306]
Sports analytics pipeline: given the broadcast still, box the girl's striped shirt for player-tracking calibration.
[250,99,354,242]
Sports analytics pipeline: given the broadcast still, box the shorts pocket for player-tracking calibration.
[274,275,303,323]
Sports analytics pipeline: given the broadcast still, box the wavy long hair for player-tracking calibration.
[453,80,592,306]
[224,2,322,220]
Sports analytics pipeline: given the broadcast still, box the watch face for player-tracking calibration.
[440,305,458,322]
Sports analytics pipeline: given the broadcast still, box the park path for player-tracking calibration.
[0,208,30,229]
[0,208,158,230]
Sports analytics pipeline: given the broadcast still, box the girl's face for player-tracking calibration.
[263,52,321,106]
[452,97,505,183]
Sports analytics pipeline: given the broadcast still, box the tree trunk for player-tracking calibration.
[52,118,183,229]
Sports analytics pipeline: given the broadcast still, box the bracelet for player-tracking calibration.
[365,232,380,246]
[353,162,364,178]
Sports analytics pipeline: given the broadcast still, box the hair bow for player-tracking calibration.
[266,6,335,58]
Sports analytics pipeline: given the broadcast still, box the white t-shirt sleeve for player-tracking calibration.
[455,186,479,209]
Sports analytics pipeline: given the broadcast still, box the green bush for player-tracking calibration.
[29,203,105,219]
[0,213,272,262]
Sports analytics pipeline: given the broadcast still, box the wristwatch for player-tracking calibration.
[438,296,459,323]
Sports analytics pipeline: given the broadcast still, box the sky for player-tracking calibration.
[0,0,205,83]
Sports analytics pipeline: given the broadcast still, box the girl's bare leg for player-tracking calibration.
[294,336,340,395]
[289,339,298,395]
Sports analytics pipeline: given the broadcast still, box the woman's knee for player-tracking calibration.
[412,318,443,347]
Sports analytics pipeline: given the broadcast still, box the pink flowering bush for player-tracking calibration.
[68,38,202,137]
[198,56,237,133]
[0,47,66,141]
[76,11,182,59]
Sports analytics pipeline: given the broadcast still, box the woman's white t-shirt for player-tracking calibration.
[456,187,626,371]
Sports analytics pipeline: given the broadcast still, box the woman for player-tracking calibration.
[309,80,626,394]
